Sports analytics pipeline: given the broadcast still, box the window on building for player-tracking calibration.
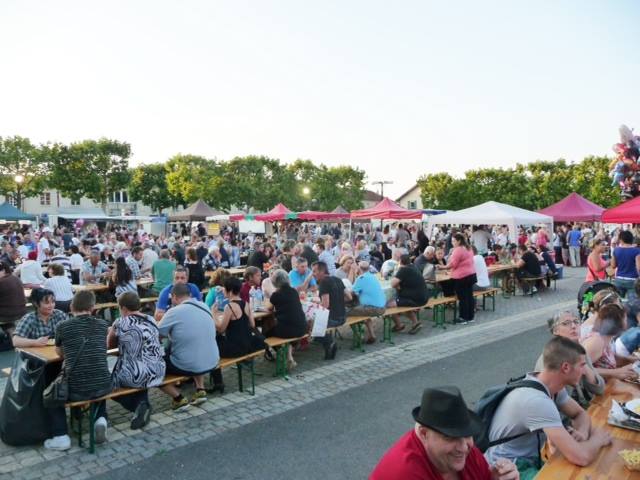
[8,196,17,207]
[109,191,130,203]
[40,192,51,206]
[408,200,417,209]
[70,198,80,206]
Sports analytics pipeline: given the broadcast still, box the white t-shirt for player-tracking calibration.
[473,255,491,288]
[471,230,491,254]
[69,253,84,270]
[485,374,569,465]
[37,237,50,263]
[17,245,29,259]
[43,275,75,301]
[141,248,158,272]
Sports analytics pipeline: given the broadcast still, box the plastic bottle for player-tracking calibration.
[249,286,256,312]
[254,288,264,311]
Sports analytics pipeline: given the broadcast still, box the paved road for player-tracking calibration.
[98,325,549,480]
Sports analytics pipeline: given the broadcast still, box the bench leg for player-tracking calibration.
[381,317,394,345]
[76,408,84,448]
[237,363,244,393]
[274,345,289,380]
[432,305,446,329]
[88,403,99,454]
[350,324,365,352]
[492,293,496,311]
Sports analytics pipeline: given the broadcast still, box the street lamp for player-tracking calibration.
[14,174,24,210]
[302,186,310,196]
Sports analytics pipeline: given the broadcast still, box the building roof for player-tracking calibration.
[363,190,383,202]
[395,183,420,202]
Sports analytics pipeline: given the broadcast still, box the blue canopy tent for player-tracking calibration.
[0,202,36,221]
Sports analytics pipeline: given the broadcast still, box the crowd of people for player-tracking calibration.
[1,218,637,467]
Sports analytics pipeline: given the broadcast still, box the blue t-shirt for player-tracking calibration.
[567,230,582,247]
[619,327,640,355]
[157,283,202,311]
[289,269,317,289]
[614,246,640,279]
[352,272,386,309]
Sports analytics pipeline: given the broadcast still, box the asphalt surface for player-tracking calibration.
[97,325,549,480]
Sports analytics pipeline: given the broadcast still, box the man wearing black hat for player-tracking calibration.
[371,386,518,479]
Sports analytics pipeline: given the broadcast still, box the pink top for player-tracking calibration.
[584,332,616,370]
[585,255,606,282]
[448,246,476,279]
[536,230,548,248]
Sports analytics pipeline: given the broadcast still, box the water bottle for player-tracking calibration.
[254,288,264,311]
[249,286,257,312]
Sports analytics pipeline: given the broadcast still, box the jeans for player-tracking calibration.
[614,278,638,301]
[569,246,581,267]
[49,401,107,436]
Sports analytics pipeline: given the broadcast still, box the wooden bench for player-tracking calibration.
[520,275,557,296]
[265,335,309,378]
[93,297,159,320]
[472,287,499,311]
[67,373,187,454]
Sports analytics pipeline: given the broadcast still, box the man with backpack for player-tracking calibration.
[371,386,519,479]
[481,336,611,478]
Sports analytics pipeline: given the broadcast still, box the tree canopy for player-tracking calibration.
[417,156,618,211]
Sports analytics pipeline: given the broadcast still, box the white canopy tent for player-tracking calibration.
[426,201,553,242]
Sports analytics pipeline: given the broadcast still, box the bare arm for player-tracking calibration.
[245,302,255,329]
[12,335,49,348]
[154,308,166,323]
[560,397,591,439]
[106,326,118,349]
[544,425,610,467]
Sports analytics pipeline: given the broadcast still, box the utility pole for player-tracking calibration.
[371,180,393,231]
[371,180,393,199]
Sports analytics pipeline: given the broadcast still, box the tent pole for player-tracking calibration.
[349,218,352,242]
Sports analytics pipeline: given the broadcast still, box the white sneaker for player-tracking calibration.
[44,434,71,451]
[94,417,108,444]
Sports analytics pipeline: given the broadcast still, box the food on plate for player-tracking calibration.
[620,449,640,471]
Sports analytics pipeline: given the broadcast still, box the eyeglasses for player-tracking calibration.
[558,320,580,327]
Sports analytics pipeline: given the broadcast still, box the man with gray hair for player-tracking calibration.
[414,246,436,280]
[348,261,387,343]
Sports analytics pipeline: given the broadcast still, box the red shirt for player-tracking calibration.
[240,281,252,303]
[370,431,492,480]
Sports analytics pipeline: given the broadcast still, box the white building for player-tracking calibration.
[395,184,422,210]
[0,189,183,225]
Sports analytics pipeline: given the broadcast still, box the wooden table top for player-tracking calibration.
[205,267,246,278]
[538,379,640,479]
[434,263,517,283]
[24,278,154,298]
[18,345,61,363]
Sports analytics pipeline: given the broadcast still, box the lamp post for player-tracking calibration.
[14,174,24,210]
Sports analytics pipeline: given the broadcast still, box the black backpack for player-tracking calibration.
[474,377,549,453]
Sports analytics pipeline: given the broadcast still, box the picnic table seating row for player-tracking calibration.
[64,287,504,453]
[519,274,557,296]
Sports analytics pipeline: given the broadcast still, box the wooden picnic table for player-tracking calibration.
[205,267,246,278]
[537,379,640,479]
[434,263,517,283]
[24,278,155,298]
[18,345,61,364]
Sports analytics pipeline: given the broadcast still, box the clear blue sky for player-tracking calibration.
[1,1,639,198]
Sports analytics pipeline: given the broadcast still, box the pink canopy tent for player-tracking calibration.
[350,197,423,220]
[254,203,293,222]
[296,210,349,221]
[537,192,605,222]
[602,196,640,224]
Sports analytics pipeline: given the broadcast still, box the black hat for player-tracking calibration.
[412,386,483,438]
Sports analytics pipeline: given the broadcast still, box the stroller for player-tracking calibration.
[577,281,620,320]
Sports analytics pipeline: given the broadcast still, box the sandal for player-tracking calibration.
[408,323,422,335]
[391,324,405,333]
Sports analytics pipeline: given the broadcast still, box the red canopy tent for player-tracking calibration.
[296,210,349,221]
[602,196,640,224]
[350,197,423,220]
[537,192,605,222]
[254,203,293,222]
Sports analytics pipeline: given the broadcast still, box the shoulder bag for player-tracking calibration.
[42,334,89,408]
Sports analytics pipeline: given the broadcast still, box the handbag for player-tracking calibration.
[42,336,88,408]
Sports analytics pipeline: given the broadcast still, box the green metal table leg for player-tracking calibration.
[89,404,97,454]
[237,363,244,392]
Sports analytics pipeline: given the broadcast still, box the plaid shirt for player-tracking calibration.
[14,309,68,339]
[126,255,141,280]
[80,260,109,284]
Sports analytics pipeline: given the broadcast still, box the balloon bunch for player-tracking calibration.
[610,125,640,200]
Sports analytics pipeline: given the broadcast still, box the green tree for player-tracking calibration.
[165,154,221,207]
[417,172,461,210]
[49,138,131,210]
[571,156,618,208]
[0,136,50,210]
[129,162,181,213]
[314,165,366,211]
[519,160,574,209]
